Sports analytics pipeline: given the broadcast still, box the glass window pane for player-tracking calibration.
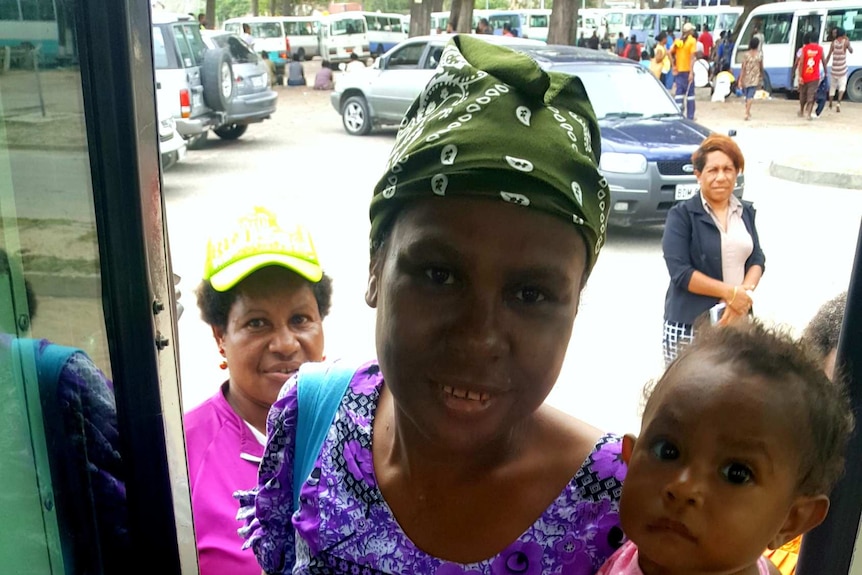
[0,12,126,574]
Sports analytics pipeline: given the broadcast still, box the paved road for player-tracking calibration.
[164,84,862,436]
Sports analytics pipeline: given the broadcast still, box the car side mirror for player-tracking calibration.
[373,57,384,70]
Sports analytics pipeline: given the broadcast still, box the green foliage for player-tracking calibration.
[216,0,251,22]
[364,0,412,12]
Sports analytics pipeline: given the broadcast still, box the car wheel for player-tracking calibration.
[341,95,372,136]
[847,70,862,103]
[186,131,208,150]
[160,152,178,171]
[297,48,306,61]
[213,124,248,140]
[201,49,235,112]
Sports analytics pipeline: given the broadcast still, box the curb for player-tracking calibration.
[769,161,862,190]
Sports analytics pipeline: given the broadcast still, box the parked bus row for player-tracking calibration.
[731,0,862,102]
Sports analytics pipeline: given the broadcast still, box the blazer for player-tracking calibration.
[662,195,766,325]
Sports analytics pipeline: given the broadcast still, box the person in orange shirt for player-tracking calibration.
[671,22,698,119]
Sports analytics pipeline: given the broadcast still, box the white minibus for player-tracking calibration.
[731,0,862,101]
[361,11,408,55]
[317,12,370,63]
[521,9,551,41]
[281,16,320,60]
[224,16,291,73]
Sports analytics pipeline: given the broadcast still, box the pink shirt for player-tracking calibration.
[185,384,265,575]
[597,541,773,574]
[702,194,753,287]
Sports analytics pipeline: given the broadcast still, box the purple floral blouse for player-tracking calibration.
[237,361,627,575]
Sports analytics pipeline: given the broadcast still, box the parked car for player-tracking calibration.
[152,12,236,148]
[330,34,544,136]
[157,110,186,170]
[201,30,278,140]
[511,45,743,226]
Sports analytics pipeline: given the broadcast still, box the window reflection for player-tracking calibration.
[0,11,126,573]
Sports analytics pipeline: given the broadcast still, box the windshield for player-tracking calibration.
[554,63,679,120]
[250,22,283,38]
[631,13,654,30]
[332,18,366,36]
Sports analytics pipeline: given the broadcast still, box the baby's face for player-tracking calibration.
[620,356,808,574]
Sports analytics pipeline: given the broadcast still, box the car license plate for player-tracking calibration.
[675,183,700,201]
[192,92,203,109]
[252,75,266,88]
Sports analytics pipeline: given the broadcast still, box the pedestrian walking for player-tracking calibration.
[616,32,626,55]
[671,22,698,120]
[798,33,827,120]
[738,37,764,120]
[826,27,853,112]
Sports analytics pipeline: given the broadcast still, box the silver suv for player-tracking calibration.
[152,12,236,147]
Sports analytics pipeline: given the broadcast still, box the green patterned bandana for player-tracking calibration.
[370,35,611,273]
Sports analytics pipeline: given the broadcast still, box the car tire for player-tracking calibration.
[186,131,208,150]
[341,95,372,136]
[213,123,248,140]
[160,152,178,171]
[297,48,306,61]
[847,70,862,103]
[201,49,235,112]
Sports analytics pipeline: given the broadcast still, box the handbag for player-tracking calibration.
[292,360,356,510]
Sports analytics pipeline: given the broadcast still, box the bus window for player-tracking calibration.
[740,13,792,47]
[825,10,862,41]
[530,13,548,27]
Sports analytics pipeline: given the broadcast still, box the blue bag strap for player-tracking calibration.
[11,338,80,395]
[292,360,355,510]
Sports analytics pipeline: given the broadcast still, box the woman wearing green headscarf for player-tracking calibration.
[239,36,625,575]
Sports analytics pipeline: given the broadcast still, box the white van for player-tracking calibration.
[223,17,291,80]
[361,11,408,56]
[282,16,320,60]
[731,0,862,101]
[317,12,370,63]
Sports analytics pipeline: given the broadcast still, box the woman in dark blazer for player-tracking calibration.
[661,134,765,364]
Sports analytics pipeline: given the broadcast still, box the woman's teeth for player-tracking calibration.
[441,385,490,402]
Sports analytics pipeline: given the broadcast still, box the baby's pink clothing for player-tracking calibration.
[596,541,773,574]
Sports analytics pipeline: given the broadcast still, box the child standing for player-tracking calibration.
[598,321,854,575]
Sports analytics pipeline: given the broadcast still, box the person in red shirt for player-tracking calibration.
[698,24,714,60]
[798,33,827,119]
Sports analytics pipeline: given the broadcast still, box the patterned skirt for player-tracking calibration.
[662,321,694,367]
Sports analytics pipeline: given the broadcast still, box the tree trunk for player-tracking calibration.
[283,0,291,15]
[409,0,435,37]
[548,0,576,46]
[206,0,215,30]
[457,1,473,33]
[448,0,462,31]
[251,0,259,16]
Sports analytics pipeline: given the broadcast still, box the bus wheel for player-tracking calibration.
[342,95,372,136]
[847,70,862,103]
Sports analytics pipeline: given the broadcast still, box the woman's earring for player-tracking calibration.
[219,349,228,370]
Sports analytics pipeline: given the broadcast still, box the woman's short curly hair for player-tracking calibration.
[802,292,847,361]
[692,134,745,174]
[195,268,333,331]
[648,320,854,496]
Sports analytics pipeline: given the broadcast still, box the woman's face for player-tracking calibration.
[213,266,324,409]
[696,150,738,207]
[366,198,588,453]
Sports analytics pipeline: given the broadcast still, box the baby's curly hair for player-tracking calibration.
[196,268,333,331]
[649,320,854,496]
